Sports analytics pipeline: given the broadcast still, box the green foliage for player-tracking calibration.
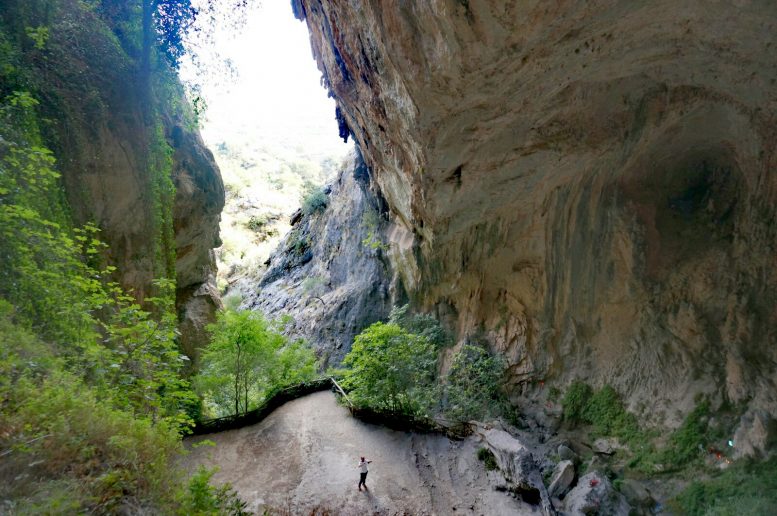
[0,4,246,511]
[182,466,249,515]
[584,385,640,440]
[246,214,270,231]
[342,322,438,416]
[659,400,711,469]
[288,230,310,256]
[0,310,223,513]
[562,381,594,425]
[361,208,389,251]
[149,120,177,279]
[477,447,498,471]
[25,26,50,49]
[389,304,450,349]
[342,308,509,423]
[561,382,730,476]
[195,309,318,418]
[444,345,507,422]
[671,457,777,515]
[301,186,328,216]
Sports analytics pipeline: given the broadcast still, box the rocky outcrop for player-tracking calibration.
[246,150,393,366]
[170,123,224,359]
[11,2,223,359]
[295,1,777,431]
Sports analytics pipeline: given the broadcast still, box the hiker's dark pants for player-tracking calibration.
[359,472,368,488]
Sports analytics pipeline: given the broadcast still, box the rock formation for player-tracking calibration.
[247,150,393,366]
[293,0,777,432]
[12,3,224,359]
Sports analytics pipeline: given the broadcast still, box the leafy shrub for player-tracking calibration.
[288,230,310,256]
[562,381,593,425]
[444,345,506,422]
[584,385,640,439]
[477,447,498,471]
[341,322,437,416]
[301,187,328,216]
[246,214,270,232]
[183,466,249,515]
[659,400,711,469]
[671,456,777,515]
[389,304,450,349]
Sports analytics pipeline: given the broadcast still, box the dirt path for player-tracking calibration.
[182,391,537,515]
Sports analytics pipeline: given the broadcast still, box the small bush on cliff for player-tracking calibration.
[477,447,499,471]
[301,187,328,216]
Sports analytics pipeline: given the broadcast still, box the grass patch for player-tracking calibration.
[477,447,498,471]
[561,382,734,475]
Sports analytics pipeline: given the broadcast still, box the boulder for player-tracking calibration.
[564,472,631,516]
[547,460,575,498]
[558,444,579,463]
[473,424,553,513]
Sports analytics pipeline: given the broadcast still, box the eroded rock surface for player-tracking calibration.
[246,151,393,365]
[294,0,777,431]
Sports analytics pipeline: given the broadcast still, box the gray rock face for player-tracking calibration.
[246,151,394,366]
[295,0,777,431]
[558,445,579,463]
[732,410,777,459]
[547,460,575,499]
[564,472,631,516]
[619,479,655,514]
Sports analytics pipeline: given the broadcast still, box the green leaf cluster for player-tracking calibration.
[342,309,508,423]
[444,345,507,422]
[671,456,777,515]
[342,322,438,417]
[301,186,328,216]
[195,309,318,418]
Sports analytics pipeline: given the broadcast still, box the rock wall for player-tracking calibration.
[295,1,777,430]
[246,150,393,367]
[6,1,224,359]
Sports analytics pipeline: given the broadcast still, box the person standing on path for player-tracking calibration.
[358,456,372,491]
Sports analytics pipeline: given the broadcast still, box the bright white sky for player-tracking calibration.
[181,0,350,159]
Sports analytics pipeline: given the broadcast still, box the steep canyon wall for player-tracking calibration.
[294,0,777,434]
[0,0,224,358]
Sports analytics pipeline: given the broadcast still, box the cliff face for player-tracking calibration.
[247,151,393,367]
[295,1,777,437]
[3,1,223,358]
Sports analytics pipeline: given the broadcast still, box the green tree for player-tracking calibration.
[196,309,318,418]
[341,322,438,416]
